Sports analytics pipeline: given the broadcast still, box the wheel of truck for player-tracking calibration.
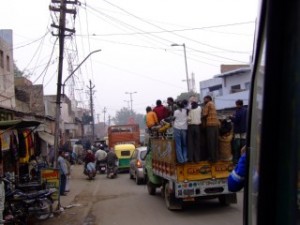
[218,193,237,206]
[147,180,156,195]
[164,183,182,210]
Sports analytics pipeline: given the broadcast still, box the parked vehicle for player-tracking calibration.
[144,138,237,210]
[114,144,135,171]
[129,146,147,185]
[2,176,56,224]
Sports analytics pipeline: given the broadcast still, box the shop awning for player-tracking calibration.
[0,120,41,130]
[38,131,55,146]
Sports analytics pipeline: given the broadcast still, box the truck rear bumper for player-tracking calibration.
[175,178,231,198]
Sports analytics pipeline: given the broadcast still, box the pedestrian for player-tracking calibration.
[230,99,248,163]
[58,150,68,196]
[153,100,169,122]
[47,145,54,167]
[173,101,188,164]
[187,101,202,163]
[65,154,71,192]
[145,106,159,129]
[202,95,220,163]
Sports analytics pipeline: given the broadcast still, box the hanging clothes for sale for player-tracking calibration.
[0,137,2,163]
[18,130,26,158]
[9,131,19,163]
[26,130,35,156]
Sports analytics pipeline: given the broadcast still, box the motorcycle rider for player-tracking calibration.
[105,148,118,178]
[84,150,96,175]
[95,148,107,171]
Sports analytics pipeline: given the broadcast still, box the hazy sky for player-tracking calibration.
[0,0,259,121]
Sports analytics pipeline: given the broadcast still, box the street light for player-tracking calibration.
[125,91,137,113]
[124,100,130,109]
[171,43,190,92]
[62,49,102,95]
[54,49,101,168]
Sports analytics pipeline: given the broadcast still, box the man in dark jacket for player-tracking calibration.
[153,100,169,122]
[230,99,248,163]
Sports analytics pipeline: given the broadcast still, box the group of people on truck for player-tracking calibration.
[145,95,248,165]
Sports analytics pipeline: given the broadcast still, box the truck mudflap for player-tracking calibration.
[175,178,231,198]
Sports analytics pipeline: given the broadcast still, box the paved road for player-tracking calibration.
[41,165,243,225]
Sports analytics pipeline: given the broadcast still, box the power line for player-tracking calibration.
[102,0,250,57]
[77,21,254,37]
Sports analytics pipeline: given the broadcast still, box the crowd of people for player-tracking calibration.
[145,95,248,165]
[57,141,118,196]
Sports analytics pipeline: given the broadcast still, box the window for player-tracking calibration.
[231,84,241,93]
[208,84,222,92]
[6,55,10,71]
[0,50,3,68]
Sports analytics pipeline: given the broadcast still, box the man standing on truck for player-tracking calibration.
[230,99,248,164]
[173,101,188,164]
[187,101,202,163]
[202,95,220,163]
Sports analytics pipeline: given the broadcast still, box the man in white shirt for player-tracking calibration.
[187,101,202,163]
[173,101,188,164]
[95,148,107,165]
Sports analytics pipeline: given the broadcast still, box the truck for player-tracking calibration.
[107,124,140,149]
[144,136,237,210]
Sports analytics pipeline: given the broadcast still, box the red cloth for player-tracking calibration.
[153,105,169,122]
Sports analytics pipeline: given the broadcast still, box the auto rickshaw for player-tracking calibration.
[114,144,135,170]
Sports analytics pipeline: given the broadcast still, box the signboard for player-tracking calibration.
[40,169,60,200]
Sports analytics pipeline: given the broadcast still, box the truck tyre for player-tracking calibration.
[147,180,156,195]
[218,193,237,206]
[164,183,182,210]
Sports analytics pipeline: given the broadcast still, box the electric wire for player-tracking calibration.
[102,0,251,60]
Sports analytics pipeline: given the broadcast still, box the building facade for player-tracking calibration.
[200,64,251,111]
[0,30,15,109]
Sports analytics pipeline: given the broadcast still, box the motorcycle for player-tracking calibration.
[1,176,56,224]
[106,161,118,179]
[84,162,96,180]
[96,160,107,174]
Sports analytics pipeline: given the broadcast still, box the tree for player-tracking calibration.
[113,107,146,129]
[14,62,23,77]
[14,62,31,77]
[176,91,200,102]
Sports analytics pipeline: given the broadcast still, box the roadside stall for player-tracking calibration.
[0,120,42,181]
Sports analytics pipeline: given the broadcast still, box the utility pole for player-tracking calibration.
[125,91,137,114]
[88,80,95,143]
[50,0,76,169]
[97,113,100,123]
[50,0,76,210]
[103,107,107,126]
[108,115,111,126]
